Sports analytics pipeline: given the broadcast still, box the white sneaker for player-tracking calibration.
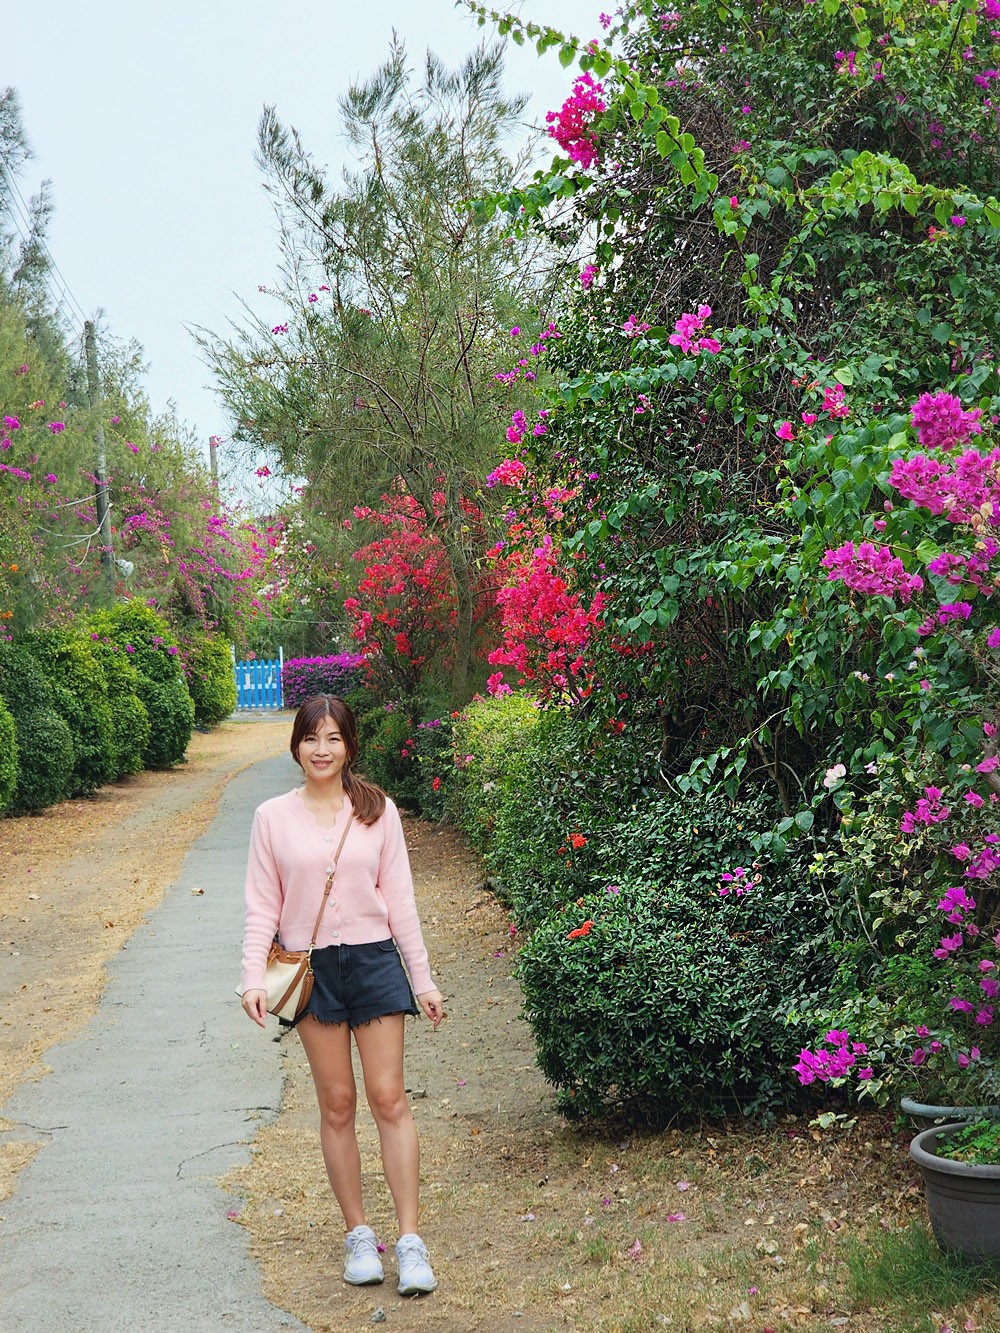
[395,1233,438,1295]
[343,1224,384,1285]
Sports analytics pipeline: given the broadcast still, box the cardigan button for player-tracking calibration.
[330,931,340,939]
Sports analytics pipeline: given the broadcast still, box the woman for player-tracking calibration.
[239,694,445,1296]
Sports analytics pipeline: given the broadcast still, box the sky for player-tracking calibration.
[5,0,593,483]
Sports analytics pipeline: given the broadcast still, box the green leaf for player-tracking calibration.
[833,366,854,386]
[794,810,814,832]
[558,43,575,67]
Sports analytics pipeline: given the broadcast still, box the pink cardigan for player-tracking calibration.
[240,789,434,996]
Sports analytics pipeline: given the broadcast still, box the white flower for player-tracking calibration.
[823,763,847,789]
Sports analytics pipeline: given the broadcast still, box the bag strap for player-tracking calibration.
[307,813,354,950]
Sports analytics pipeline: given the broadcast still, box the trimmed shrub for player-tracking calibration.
[7,707,75,813]
[89,642,150,778]
[282,654,365,709]
[483,707,610,924]
[518,883,810,1123]
[88,603,193,768]
[515,788,836,1122]
[0,642,73,812]
[27,627,116,796]
[0,696,16,813]
[448,694,540,852]
[138,678,196,769]
[183,632,237,727]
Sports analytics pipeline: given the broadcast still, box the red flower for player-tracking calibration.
[567,919,594,940]
[431,776,441,791]
[569,832,587,849]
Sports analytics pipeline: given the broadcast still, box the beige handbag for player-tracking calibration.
[262,814,353,1022]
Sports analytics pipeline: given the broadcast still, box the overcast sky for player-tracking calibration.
[5,0,592,479]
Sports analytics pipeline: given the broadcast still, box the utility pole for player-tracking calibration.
[84,320,115,589]
[208,435,220,492]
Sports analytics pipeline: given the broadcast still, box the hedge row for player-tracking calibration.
[0,605,234,816]
[443,693,835,1124]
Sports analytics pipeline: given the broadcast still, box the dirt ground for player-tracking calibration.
[0,721,984,1332]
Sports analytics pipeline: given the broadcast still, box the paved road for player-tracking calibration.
[0,753,308,1333]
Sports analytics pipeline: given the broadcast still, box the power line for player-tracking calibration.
[0,161,91,329]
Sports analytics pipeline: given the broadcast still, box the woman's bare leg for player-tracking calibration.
[353,1015,420,1236]
[297,1016,365,1229]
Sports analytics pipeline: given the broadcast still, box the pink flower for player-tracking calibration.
[909,391,982,451]
[579,263,599,290]
[823,541,924,605]
[546,72,606,170]
[487,671,512,697]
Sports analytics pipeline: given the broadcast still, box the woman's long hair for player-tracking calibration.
[289,695,387,825]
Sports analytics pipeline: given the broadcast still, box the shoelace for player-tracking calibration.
[398,1238,428,1261]
[350,1232,381,1262]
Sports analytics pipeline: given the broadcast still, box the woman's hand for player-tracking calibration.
[241,988,268,1028]
[416,989,445,1030]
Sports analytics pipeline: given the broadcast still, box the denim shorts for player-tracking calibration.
[283,939,418,1029]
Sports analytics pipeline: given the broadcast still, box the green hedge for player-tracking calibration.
[90,641,150,778]
[513,786,834,1122]
[0,642,73,812]
[448,694,540,852]
[88,603,194,768]
[480,706,610,924]
[27,627,116,796]
[356,706,423,811]
[518,883,808,1123]
[0,696,16,813]
[445,693,837,1122]
[183,632,237,727]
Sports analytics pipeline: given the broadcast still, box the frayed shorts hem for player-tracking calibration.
[278,939,418,1029]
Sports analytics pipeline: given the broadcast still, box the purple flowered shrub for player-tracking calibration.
[281,653,365,709]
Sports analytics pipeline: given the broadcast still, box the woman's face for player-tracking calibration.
[296,716,348,783]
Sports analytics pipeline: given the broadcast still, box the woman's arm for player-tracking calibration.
[376,800,435,996]
[240,808,283,996]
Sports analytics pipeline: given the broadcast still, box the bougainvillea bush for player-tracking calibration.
[463,0,1000,1116]
[281,653,365,710]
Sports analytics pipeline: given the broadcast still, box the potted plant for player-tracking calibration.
[910,1117,1000,1261]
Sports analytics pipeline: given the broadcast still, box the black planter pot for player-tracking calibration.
[900,1096,1000,1131]
[910,1121,1000,1261]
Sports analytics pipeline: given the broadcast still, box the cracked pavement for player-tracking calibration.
[0,754,307,1332]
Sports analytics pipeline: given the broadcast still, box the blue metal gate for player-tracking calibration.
[234,650,284,709]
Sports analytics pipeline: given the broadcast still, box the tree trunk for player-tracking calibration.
[442,476,474,707]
